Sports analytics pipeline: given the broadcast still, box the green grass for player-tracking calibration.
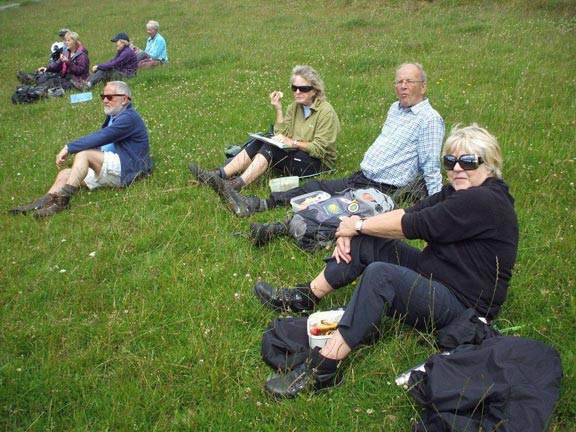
[1,0,575,430]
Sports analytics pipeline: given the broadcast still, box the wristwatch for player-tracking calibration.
[355,218,364,235]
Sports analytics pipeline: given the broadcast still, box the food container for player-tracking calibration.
[307,309,345,349]
[269,176,299,193]
[290,191,331,212]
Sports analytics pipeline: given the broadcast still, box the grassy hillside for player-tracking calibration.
[1,0,575,430]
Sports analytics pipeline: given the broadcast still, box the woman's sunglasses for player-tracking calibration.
[443,154,484,171]
[291,85,314,93]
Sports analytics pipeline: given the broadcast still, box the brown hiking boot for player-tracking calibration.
[8,194,54,215]
[34,185,77,219]
[188,162,221,184]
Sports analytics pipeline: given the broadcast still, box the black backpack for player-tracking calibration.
[11,85,47,104]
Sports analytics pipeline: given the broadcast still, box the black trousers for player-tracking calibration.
[244,140,324,178]
[324,235,468,349]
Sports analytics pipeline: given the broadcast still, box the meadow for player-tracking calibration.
[0,0,575,430]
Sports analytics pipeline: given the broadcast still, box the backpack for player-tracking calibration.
[11,85,48,104]
[288,188,396,253]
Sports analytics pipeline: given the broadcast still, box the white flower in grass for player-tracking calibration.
[59,269,67,273]
[366,409,374,415]
[89,251,96,258]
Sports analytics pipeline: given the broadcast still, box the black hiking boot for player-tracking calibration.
[17,70,36,85]
[188,162,221,184]
[34,185,77,219]
[8,194,54,215]
[207,174,262,217]
[253,281,318,313]
[249,222,289,246]
[265,347,343,398]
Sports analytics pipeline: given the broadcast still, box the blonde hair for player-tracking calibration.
[443,123,503,178]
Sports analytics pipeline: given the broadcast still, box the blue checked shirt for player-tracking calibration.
[360,99,445,195]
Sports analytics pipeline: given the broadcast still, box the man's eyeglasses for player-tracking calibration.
[393,79,423,86]
[291,85,314,93]
[100,94,126,101]
[443,154,484,171]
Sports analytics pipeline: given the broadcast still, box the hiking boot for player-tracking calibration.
[8,194,54,215]
[72,80,90,91]
[249,222,288,246]
[34,185,77,219]
[188,162,221,184]
[253,281,318,313]
[265,347,343,398]
[17,70,36,85]
[207,174,262,217]
[227,176,245,191]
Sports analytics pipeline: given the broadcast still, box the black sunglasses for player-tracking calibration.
[443,154,484,171]
[291,85,314,93]
[100,93,126,101]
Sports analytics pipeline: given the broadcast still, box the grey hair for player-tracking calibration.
[396,62,428,85]
[147,20,160,31]
[108,81,132,99]
[291,65,326,102]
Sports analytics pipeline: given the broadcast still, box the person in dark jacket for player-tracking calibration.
[16,31,89,92]
[9,81,153,218]
[258,124,520,398]
[82,32,137,89]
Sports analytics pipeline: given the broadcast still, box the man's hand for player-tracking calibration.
[56,146,69,168]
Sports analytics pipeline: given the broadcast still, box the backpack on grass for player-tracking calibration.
[11,85,48,104]
[288,188,396,253]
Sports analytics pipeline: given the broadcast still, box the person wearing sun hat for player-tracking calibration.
[80,32,137,89]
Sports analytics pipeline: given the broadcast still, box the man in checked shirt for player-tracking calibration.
[213,62,445,217]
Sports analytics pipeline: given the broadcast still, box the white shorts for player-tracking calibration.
[84,152,122,190]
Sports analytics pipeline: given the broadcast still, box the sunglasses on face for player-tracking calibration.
[443,154,484,171]
[100,94,126,101]
[291,84,314,93]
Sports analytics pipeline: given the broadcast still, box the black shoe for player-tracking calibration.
[249,222,288,246]
[253,281,318,313]
[265,348,343,398]
[208,174,261,217]
[188,162,220,184]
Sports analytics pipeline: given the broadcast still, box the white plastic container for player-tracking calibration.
[307,309,345,349]
[269,176,299,193]
[290,191,331,212]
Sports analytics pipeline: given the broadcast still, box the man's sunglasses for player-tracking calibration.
[291,85,314,93]
[100,93,127,101]
[443,154,484,171]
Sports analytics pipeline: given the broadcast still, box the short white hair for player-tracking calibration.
[146,20,160,31]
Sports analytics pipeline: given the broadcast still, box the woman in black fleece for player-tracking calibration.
[259,124,519,398]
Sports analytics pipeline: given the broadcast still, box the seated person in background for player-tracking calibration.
[49,28,70,62]
[259,124,520,398]
[189,64,340,192]
[9,81,153,218]
[134,20,168,67]
[80,33,137,89]
[209,63,444,217]
[32,31,89,91]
